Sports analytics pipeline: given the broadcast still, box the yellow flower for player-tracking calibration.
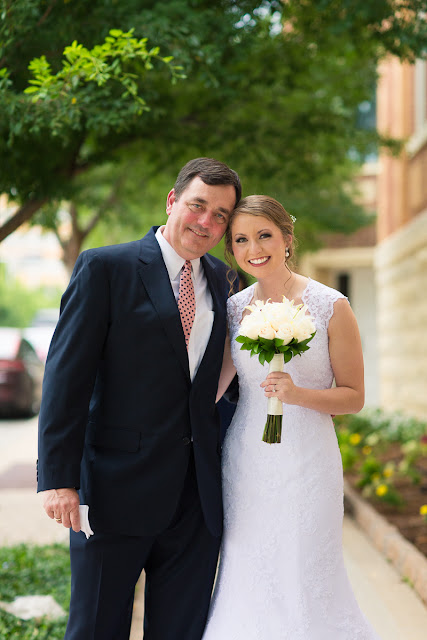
[376,484,388,497]
[362,446,372,455]
[383,466,394,478]
[349,433,361,446]
[420,505,427,516]
[72,97,77,104]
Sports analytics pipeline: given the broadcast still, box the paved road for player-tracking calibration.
[1,416,427,639]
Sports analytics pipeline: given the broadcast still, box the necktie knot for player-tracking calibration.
[178,261,196,349]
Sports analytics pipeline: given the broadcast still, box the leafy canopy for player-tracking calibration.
[1,0,426,255]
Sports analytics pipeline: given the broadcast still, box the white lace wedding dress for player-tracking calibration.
[203,279,382,640]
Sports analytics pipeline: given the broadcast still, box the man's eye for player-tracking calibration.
[216,213,226,222]
[189,203,201,210]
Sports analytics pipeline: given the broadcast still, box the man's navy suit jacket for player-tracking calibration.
[37,227,231,538]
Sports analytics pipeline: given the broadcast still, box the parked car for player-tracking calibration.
[23,326,55,363]
[24,307,59,362]
[0,328,45,417]
[30,308,59,328]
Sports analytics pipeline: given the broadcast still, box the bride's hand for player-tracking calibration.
[261,372,298,405]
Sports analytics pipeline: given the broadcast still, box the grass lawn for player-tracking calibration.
[0,544,70,639]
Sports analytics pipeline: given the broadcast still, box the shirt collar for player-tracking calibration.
[155,226,201,281]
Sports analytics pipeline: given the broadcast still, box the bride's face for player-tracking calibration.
[230,213,290,279]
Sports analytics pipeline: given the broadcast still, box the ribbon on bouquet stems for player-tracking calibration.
[262,352,284,444]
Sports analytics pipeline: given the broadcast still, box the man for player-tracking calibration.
[37,157,241,639]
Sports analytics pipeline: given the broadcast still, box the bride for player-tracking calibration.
[202,195,381,639]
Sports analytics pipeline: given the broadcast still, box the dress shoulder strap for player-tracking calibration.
[302,278,348,330]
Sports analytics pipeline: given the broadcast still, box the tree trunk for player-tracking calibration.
[62,231,85,277]
[0,198,48,242]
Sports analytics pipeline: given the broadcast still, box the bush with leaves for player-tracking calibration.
[335,408,427,507]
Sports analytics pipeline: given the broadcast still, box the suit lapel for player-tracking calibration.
[137,228,190,380]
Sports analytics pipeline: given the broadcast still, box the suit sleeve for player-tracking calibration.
[37,251,110,491]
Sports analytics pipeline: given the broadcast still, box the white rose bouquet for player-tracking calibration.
[236,296,316,444]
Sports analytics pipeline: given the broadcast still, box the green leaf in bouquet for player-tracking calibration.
[274,338,284,347]
[235,335,248,344]
[284,351,293,363]
[265,351,275,364]
[259,351,266,366]
[240,343,253,351]
[277,344,290,353]
[253,343,261,354]
[298,332,316,347]
[260,337,274,347]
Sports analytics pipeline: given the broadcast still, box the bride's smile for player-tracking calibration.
[231,213,290,280]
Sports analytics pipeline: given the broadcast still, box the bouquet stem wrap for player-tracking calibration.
[263,353,284,444]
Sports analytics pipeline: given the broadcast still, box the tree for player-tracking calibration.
[1,0,426,263]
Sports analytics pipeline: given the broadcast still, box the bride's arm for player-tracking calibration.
[216,332,237,403]
[261,299,364,415]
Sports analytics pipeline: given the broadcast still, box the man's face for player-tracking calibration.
[163,176,236,260]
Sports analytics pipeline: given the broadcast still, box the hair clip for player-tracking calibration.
[290,214,296,223]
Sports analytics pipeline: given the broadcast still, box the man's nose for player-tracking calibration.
[197,210,213,228]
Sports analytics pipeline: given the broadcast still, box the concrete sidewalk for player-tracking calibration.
[1,486,427,638]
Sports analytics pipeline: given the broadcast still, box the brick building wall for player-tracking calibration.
[376,57,427,418]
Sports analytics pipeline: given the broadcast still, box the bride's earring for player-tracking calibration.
[285,247,290,259]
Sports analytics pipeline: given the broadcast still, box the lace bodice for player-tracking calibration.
[203,279,381,640]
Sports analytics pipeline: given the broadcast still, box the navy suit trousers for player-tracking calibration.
[64,451,221,640]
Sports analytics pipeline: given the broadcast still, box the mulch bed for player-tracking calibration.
[345,442,427,558]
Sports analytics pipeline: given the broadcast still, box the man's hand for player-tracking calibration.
[42,488,81,532]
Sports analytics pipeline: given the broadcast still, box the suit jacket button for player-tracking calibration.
[182,436,191,445]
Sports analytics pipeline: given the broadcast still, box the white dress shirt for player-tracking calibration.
[155,227,214,381]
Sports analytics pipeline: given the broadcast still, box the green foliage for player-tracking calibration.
[335,408,427,507]
[0,544,70,639]
[1,0,427,258]
[23,29,183,130]
[336,408,427,444]
[399,439,427,484]
[236,333,315,366]
[0,264,61,327]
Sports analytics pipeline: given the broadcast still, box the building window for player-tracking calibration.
[337,273,350,299]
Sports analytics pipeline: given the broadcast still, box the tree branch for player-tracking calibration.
[82,175,125,237]
[37,1,58,28]
[0,198,48,242]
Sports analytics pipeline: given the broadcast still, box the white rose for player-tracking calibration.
[258,323,276,340]
[293,316,315,342]
[266,302,294,330]
[275,324,294,345]
[240,314,263,340]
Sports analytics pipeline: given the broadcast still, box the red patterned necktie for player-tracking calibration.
[178,260,196,349]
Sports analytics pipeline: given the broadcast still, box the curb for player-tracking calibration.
[344,479,427,607]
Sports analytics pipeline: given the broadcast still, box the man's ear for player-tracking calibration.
[166,189,176,216]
